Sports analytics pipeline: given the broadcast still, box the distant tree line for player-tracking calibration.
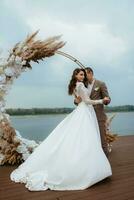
[6,105,134,115]
[105,105,134,112]
[6,108,74,115]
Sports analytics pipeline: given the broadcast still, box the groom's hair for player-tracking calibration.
[85,67,94,74]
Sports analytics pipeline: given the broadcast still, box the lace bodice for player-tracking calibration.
[74,82,103,105]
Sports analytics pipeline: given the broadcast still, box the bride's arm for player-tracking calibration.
[77,82,103,105]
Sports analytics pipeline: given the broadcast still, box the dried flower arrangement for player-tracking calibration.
[0,31,65,165]
[106,114,118,152]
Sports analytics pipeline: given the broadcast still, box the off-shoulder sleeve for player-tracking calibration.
[77,82,103,105]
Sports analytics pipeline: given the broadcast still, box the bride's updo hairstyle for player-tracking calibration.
[68,68,88,95]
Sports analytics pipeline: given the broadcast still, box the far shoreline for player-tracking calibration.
[6,105,134,116]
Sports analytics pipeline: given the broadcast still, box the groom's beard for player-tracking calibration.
[88,79,94,84]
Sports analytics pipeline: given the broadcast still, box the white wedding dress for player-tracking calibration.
[10,82,112,191]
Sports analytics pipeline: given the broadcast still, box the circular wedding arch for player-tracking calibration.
[0,31,116,165]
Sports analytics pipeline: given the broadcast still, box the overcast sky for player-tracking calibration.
[0,0,134,108]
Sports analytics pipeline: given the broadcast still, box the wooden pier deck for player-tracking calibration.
[0,135,134,200]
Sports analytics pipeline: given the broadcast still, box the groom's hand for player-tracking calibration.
[74,96,82,105]
[103,97,111,105]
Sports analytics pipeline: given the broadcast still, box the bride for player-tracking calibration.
[10,68,112,191]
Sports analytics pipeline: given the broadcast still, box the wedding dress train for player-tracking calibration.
[10,82,112,191]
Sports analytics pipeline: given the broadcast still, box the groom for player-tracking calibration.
[74,67,111,157]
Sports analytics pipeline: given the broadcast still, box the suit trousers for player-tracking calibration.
[98,120,108,157]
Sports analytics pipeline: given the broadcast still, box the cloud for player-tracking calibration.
[0,0,134,107]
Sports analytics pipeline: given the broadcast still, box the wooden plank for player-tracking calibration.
[0,136,134,200]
